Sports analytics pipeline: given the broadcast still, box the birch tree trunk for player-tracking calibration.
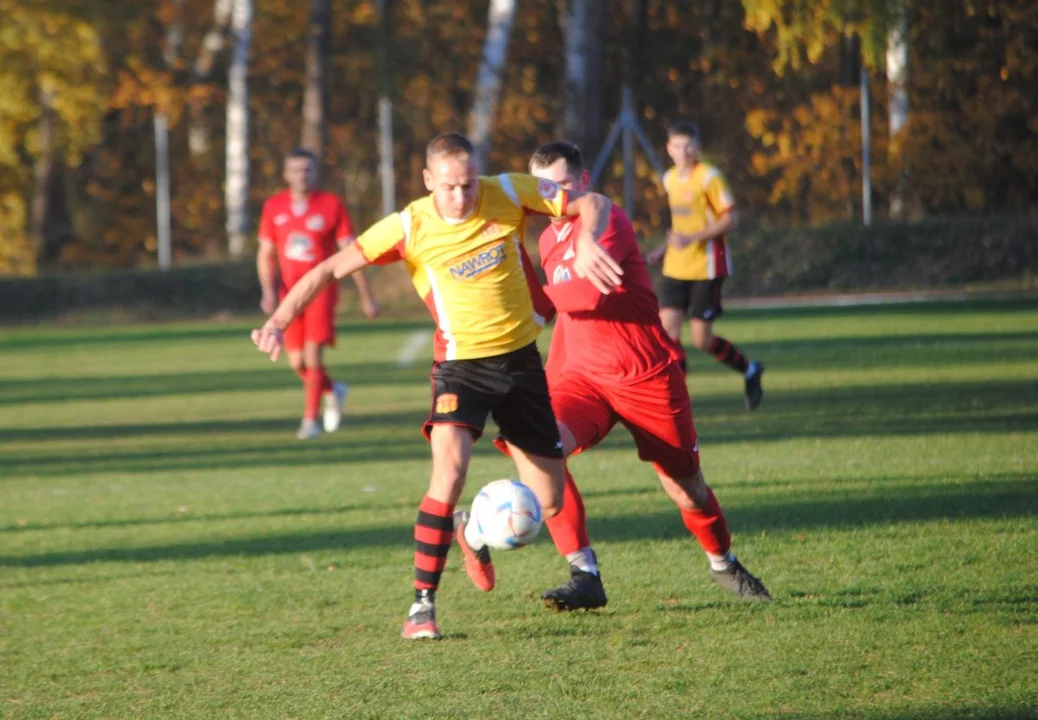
[562,0,589,148]
[887,0,909,219]
[189,0,234,160]
[301,0,330,169]
[468,0,517,173]
[225,0,252,258]
[582,2,606,161]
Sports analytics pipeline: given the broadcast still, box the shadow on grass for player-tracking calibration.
[0,362,432,406]
[763,704,1038,720]
[3,377,1036,478]
[0,318,434,351]
[1,473,1032,569]
[584,473,1037,543]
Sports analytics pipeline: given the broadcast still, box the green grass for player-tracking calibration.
[1,299,1037,719]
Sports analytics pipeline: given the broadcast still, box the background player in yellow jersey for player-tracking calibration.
[646,122,765,410]
[251,133,622,640]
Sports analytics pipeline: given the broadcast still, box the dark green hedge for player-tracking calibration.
[1,214,1034,322]
[0,261,262,322]
[722,213,1038,297]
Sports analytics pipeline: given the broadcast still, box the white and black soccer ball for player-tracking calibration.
[469,479,544,551]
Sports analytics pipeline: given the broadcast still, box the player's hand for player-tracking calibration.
[251,322,285,362]
[574,231,623,294]
[259,290,277,315]
[667,231,693,249]
[645,245,666,265]
[361,296,381,321]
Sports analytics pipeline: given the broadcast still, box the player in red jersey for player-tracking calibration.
[478,142,770,608]
[257,148,381,440]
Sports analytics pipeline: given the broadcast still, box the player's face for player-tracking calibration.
[424,154,479,221]
[666,135,700,169]
[283,157,317,195]
[530,158,589,192]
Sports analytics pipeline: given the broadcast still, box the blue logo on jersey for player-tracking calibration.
[552,265,572,285]
[449,243,507,280]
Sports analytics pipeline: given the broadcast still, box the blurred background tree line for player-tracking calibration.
[1,0,1035,276]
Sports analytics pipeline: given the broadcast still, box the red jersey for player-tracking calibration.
[532,205,682,384]
[258,190,355,288]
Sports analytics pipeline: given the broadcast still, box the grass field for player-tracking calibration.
[2,298,1037,719]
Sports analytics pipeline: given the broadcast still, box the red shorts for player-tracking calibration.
[281,284,337,353]
[550,362,700,479]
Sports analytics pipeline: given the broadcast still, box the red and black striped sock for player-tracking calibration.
[413,495,455,593]
[707,335,749,374]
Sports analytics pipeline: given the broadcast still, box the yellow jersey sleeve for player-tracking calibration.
[500,173,568,217]
[355,212,407,264]
[704,169,735,215]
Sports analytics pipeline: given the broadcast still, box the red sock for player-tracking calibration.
[545,466,590,556]
[414,495,455,591]
[304,366,331,421]
[680,487,731,556]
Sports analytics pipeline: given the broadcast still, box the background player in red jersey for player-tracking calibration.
[257,148,381,439]
[481,142,771,609]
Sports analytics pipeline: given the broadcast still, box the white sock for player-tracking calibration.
[566,547,599,575]
[708,551,735,572]
[463,517,485,551]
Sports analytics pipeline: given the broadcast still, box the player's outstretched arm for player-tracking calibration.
[251,243,371,361]
[256,241,278,314]
[565,190,623,294]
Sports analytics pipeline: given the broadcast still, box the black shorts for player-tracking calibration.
[424,342,563,459]
[657,276,726,321]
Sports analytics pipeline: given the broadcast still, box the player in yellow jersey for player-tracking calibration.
[646,122,765,410]
[251,133,622,640]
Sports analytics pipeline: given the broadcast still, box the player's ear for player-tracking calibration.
[579,169,591,190]
[422,168,434,193]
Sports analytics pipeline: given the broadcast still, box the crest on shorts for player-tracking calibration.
[537,179,559,199]
[435,393,459,414]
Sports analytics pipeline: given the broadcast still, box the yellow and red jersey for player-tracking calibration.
[258,190,355,288]
[661,163,735,280]
[356,174,568,361]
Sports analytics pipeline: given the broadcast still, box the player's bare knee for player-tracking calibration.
[288,355,305,374]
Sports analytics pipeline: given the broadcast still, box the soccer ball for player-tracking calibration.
[469,479,544,551]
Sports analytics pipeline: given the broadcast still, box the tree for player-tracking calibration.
[0,0,107,272]
[225,0,252,258]
[189,0,234,159]
[886,0,909,218]
[469,0,518,172]
[561,0,589,147]
[301,0,331,168]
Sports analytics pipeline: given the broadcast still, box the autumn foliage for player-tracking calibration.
[1,0,1035,275]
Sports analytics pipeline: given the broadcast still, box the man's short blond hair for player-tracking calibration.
[425,132,474,167]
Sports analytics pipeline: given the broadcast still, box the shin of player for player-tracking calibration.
[252,133,622,639]
[256,148,381,439]
[517,141,770,610]
[646,122,765,411]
